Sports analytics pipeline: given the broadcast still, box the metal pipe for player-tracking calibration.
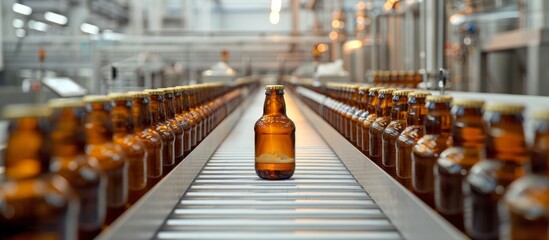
[422,0,447,88]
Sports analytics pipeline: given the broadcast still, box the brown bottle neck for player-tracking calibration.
[390,96,408,121]
[112,100,134,135]
[150,95,167,124]
[376,93,393,117]
[182,90,191,112]
[173,91,183,114]
[164,93,177,118]
[406,97,427,126]
[485,112,527,164]
[451,106,485,148]
[85,102,114,144]
[189,89,197,108]
[5,117,51,179]
[263,89,287,115]
[50,107,86,158]
[132,97,153,132]
[532,120,549,175]
[424,102,452,136]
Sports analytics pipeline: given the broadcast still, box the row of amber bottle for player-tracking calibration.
[293,82,549,240]
[371,70,422,88]
[0,80,258,240]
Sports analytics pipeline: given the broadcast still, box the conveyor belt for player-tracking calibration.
[154,91,402,240]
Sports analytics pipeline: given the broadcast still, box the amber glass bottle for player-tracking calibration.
[162,88,185,162]
[0,104,79,239]
[345,85,360,143]
[180,86,200,148]
[144,89,176,175]
[464,104,527,240]
[172,87,193,155]
[381,90,414,177]
[255,85,296,180]
[411,95,452,208]
[502,110,549,240]
[109,93,147,205]
[198,84,214,134]
[395,92,431,190]
[128,91,163,189]
[352,86,370,149]
[433,99,485,231]
[188,86,205,143]
[192,86,208,142]
[360,87,384,155]
[48,98,107,239]
[83,95,128,225]
[369,88,396,164]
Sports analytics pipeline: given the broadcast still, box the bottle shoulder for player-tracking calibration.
[137,129,163,146]
[255,115,296,130]
[86,143,126,167]
[0,174,77,208]
[467,159,525,193]
[437,147,481,175]
[114,135,146,155]
[504,175,549,218]
[383,120,406,138]
[413,135,450,157]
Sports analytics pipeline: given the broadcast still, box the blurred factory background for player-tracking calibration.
[1,0,548,108]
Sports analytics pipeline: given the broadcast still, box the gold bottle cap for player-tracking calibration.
[128,91,150,98]
[350,84,360,89]
[358,86,371,91]
[82,95,111,103]
[2,104,51,119]
[393,90,414,96]
[48,98,85,108]
[407,70,416,76]
[409,91,431,98]
[108,92,131,100]
[532,110,549,120]
[378,88,396,94]
[484,103,525,114]
[162,88,176,93]
[452,99,485,108]
[144,89,165,95]
[265,85,285,90]
[426,95,453,103]
[369,87,383,93]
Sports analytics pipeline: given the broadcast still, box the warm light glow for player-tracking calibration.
[28,20,48,32]
[331,20,340,28]
[12,3,32,15]
[357,1,366,10]
[12,18,24,28]
[329,31,338,40]
[344,40,363,52]
[271,0,282,12]
[44,11,68,25]
[269,12,280,25]
[80,23,99,34]
[316,43,328,52]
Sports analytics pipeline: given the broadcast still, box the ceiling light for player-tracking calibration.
[271,0,282,12]
[44,12,68,25]
[269,12,280,25]
[12,3,32,15]
[28,20,48,32]
[80,23,99,34]
[15,29,26,38]
[12,18,24,28]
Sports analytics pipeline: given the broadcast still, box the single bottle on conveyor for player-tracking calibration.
[255,85,296,180]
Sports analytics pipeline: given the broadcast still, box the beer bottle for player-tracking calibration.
[172,87,194,155]
[352,86,370,149]
[82,95,128,225]
[464,104,527,239]
[48,98,108,239]
[404,71,414,88]
[128,91,163,189]
[161,88,185,161]
[255,85,296,180]
[369,88,396,164]
[188,86,205,143]
[144,89,176,175]
[198,84,214,134]
[396,91,431,190]
[109,93,147,205]
[502,110,549,239]
[360,87,384,155]
[381,90,414,176]
[434,99,485,231]
[345,85,360,143]
[0,104,79,239]
[181,86,200,148]
[411,95,452,208]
